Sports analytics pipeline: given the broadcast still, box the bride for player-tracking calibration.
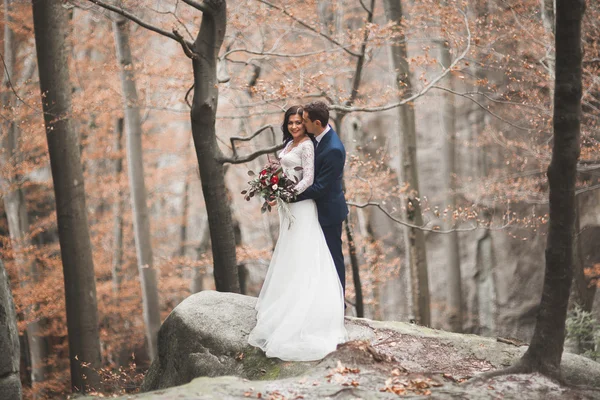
[247,105,347,361]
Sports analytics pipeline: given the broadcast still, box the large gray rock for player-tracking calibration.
[138,290,600,399]
[0,260,22,400]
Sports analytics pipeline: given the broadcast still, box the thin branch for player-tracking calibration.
[226,125,278,160]
[255,0,361,57]
[221,47,339,59]
[583,58,600,64]
[347,201,479,233]
[358,0,373,14]
[447,89,550,114]
[0,52,50,117]
[345,0,375,108]
[216,110,283,119]
[575,183,600,196]
[148,2,195,41]
[173,29,199,59]
[330,10,472,112]
[85,0,195,50]
[508,6,550,49]
[431,85,542,132]
[219,143,284,164]
[232,93,324,109]
[185,84,194,108]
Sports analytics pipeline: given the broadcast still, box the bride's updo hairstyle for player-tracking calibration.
[281,105,304,145]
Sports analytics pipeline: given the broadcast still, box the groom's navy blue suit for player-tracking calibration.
[295,127,349,294]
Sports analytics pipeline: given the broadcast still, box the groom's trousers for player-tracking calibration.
[322,223,345,295]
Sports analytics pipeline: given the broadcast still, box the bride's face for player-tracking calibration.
[288,114,305,139]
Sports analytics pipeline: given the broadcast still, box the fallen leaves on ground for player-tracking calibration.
[380,374,443,396]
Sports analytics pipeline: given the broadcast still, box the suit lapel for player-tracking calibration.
[316,128,334,154]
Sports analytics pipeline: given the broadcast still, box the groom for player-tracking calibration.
[295,101,349,295]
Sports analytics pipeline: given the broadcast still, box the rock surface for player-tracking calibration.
[0,259,22,400]
[133,291,600,399]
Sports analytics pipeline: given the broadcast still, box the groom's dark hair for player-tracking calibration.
[304,101,329,127]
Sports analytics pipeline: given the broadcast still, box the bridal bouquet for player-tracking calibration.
[241,161,301,215]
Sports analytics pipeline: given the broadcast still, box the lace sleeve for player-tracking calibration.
[278,141,293,159]
[293,140,315,195]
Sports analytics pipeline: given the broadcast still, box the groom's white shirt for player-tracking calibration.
[314,125,331,147]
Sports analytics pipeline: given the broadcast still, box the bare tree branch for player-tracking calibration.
[330,10,472,113]
[220,144,284,164]
[358,0,373,14]
[148,1,195,41]
[347,201,479,233]
[233,93,324,109]
[255,0,361,57]
[227,124,277,157]
[0,52,51,117]
[216,110,283,119]
[345,0,375,108]
[222,47,340,59]
[431,85,542,132]
[85,0,195,51]
[173,29,199,59]
[583,58,600,64]
[185,84,194,108]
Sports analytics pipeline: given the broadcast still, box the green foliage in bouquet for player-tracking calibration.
[241,163,302,213]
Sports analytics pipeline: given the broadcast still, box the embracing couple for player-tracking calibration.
[247,101,349,361]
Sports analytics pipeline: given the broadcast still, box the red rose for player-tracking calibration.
[260,169,267,177]
[270,175,279,185]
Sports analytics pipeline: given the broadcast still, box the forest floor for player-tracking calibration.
[91,318,600,399]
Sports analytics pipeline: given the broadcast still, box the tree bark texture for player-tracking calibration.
[518,0,584,378]
[383,0,431,326]
[190,0,240,293]
[0,258,22,400]
[31,0,102,391]
[113,16,161,361]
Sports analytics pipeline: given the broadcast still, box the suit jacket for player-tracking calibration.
[295,127,349,226]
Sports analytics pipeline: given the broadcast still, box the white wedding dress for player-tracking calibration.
[248,139,347,361]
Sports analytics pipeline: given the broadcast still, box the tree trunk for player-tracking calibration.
[0,258,22,400]
[111,117,124,297]
[517,0,584,378]
[440,40,462,332]
[189,0,240,293]
[179,179,190,259]
[190,224,210,294]
[31,0,102,391]
[113,16,161,360]
[345,218,364,317]
[1,0,49,394]
[472,229,497,335]
[383,0,430,326]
